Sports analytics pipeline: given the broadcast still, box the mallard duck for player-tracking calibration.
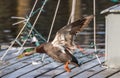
[19,15,93,72]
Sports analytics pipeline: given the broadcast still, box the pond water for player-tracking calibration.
[0,0,17,44]
[0,0,114,48]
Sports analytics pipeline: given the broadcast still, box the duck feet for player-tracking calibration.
[64,61,71,72]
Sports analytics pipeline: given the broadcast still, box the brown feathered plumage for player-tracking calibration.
[21,15,93,72]
[52,15,93,51]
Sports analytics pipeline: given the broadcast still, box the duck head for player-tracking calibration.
[36,43,46,53]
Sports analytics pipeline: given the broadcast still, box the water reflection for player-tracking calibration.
[0,0,17,44]
[0,0,106,49]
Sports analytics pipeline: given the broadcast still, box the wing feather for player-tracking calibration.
[52,15,93,50]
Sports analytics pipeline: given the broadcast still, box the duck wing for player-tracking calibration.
[52,15,93,50]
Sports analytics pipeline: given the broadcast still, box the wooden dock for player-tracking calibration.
[0,48,120,78]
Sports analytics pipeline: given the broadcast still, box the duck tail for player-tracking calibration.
[71,56,80,67]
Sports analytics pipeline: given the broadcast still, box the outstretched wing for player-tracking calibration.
[52,15,93,50]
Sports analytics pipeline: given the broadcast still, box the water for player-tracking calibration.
[0,0,69,45]
[0,0,115,48]
[0,0,17,44]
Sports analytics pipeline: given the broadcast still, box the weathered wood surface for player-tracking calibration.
[109,72,120,78]
[0,48,120,78]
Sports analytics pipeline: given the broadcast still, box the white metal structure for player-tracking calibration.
[101,4,120,68]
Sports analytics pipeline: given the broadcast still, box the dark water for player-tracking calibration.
[0,0,116,48]
[0,0,70,44]
[0,0,17,44]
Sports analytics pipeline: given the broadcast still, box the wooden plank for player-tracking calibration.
[0,54,37,70]
[0,62,29,77]
[109,72,120,78]
[0,47,31,60]
[0,48,16,54]
[0,54,43,77]
[73,65,106,78]
[0,48,18,57]
[0,49,105,78]
[2,62,49,78]
[0,49,23,66]
[54,57,104,78]
[18,62,62,78]
[36,56,100,78]
[0,50,6,56]
[89,68,120,78]
[0,49,18,57]
[3,49,26,61]
[19,51,90,78]
[0,53,42,69]
[2,52,20,61]
[0,50,23,69]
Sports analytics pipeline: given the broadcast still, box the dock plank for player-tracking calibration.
[0,49,17,57]
[2,49,120,78]
[89,68,120,78]
[37,57,91,78]
[2,57,54,78]
[18,62,62,78]
[0,58,33,77]
[109,72,120,78]
[19,51,90,78]
[0,54,44,77]
[2,62,49,78]
[54,57,104,78]
[73,65,106,78]
[0,53,42,70]
[0,55,33,70]
[0,49,18,60]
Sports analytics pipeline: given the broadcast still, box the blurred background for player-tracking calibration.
[0,0,118,48]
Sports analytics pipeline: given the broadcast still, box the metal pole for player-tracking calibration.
[93,0,102,65]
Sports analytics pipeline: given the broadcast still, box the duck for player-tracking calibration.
[19,15,93,72]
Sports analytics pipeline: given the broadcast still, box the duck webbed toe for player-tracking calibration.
[64,61,71,72]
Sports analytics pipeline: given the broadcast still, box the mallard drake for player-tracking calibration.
[20,15,93,72]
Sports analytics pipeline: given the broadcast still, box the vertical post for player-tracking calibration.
[93,0,102,65]
[106,14,120,68]
[93,0,96,51]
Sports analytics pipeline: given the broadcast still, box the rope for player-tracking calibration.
[31,8,45,17]
[41,0,61,61]
[16,0,48,54]
[67,0,102,65]
[67,14,72,24]
[0,0,39,61]
[27,22,46,42]
[67,0,77,24]
[93,0,102,65]
[71,0,76,22]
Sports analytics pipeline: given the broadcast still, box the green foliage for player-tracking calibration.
[24,48,34,52]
